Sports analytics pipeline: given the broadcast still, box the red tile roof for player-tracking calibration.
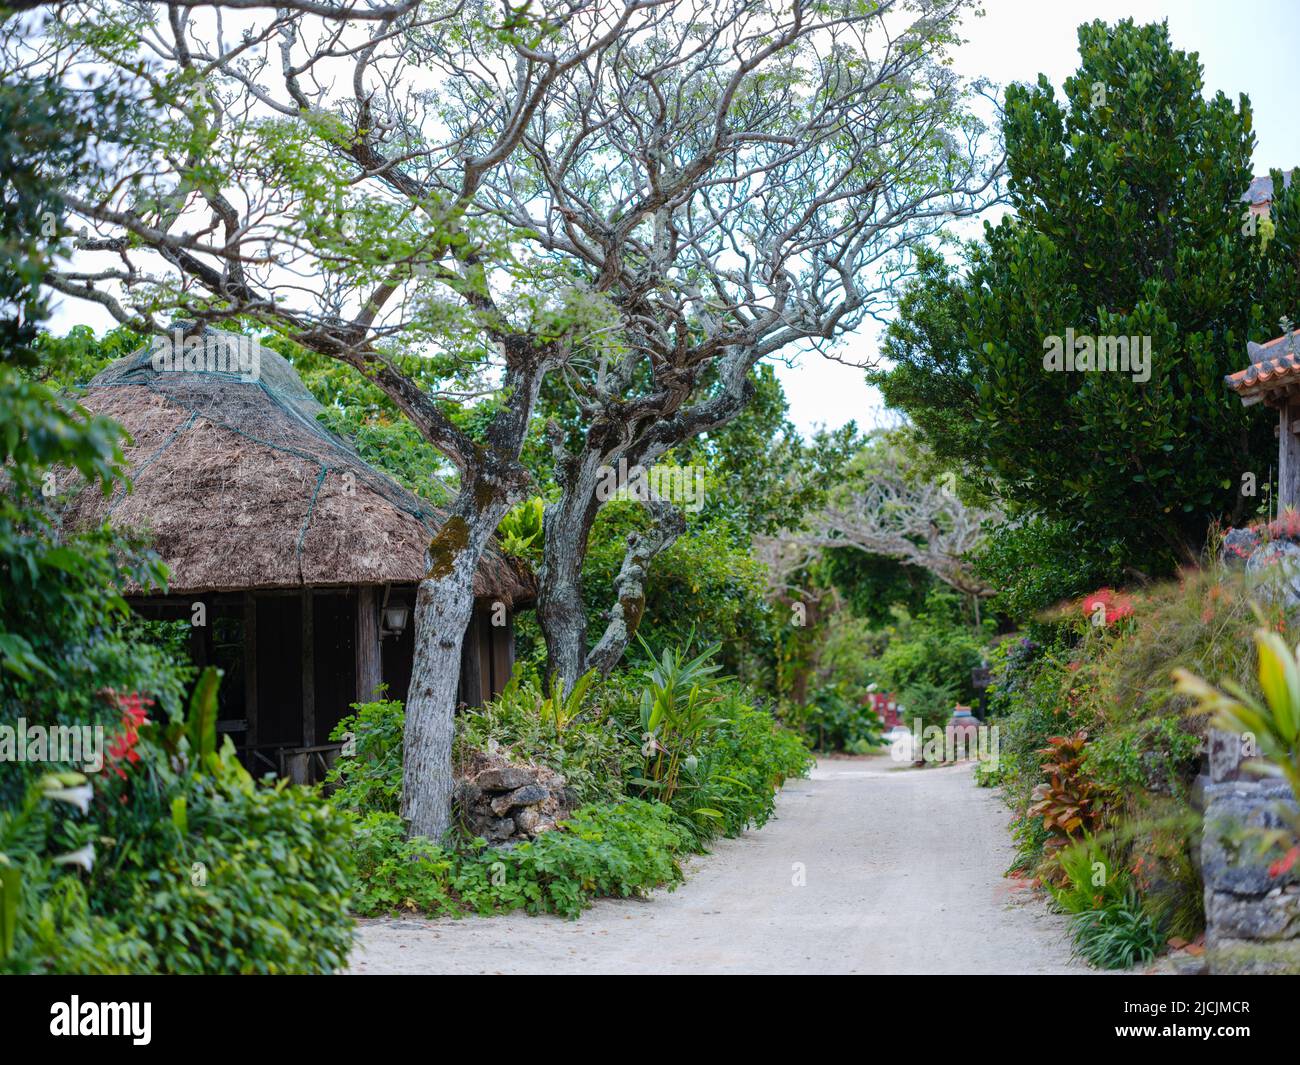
[1225,330,1300,402]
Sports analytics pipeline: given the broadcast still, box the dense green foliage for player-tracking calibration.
[786,681,884,755]
[875,20,1300,595]
[330,643,811,919]
[3,673,356,974]
[349,802,690,920]
[1052,843,1163,969]
[852,591,991,746]
[972,518,1126,621]
[1,66,358,975]
[20,8,1299,979]
[102,751,355,975]
[984,566,1285,959]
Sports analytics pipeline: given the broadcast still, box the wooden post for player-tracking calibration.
[1282,398,1300,512]
[301,588,315,747]
[458,608,482,708]
[355,586,382,703]
[189,595,210,667]
[490,606,514,696]
[476,607,492,702]
[244,592,258,748]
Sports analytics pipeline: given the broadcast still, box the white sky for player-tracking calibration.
[773,0,1300,435]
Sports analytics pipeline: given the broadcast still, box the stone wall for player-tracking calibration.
[1201,729,1300,974]
[453,751,576,845]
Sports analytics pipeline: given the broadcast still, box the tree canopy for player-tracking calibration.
[874,19,1300,586]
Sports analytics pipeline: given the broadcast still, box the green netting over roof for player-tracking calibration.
[60,329,533,602]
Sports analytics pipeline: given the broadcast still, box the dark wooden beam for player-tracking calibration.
[302,589,315,747]
[490,607,513,697]
[1282,400,1300,511]
[458,609,483,708]
[244,592,258,748]
[189,595,210,667]
[356,586,382,704]
[476,607,492,704]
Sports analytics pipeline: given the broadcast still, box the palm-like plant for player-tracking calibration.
[1173,626,1300,876]
[538,669,597,734]
[496,497,545,559]
[635,638,726,805]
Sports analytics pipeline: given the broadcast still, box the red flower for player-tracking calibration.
[1268,508,1300,540]
[1268,844,1299,879]
[1079,586,1134,626]
[116,691,152,727]
[103,691,152,780]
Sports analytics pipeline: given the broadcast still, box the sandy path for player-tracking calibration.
[348,755,1091,974]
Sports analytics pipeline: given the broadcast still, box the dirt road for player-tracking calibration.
[349,756,1091,974]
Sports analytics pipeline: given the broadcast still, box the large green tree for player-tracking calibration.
[875,19,1300,583]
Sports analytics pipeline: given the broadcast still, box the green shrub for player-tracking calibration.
[988,567,1278,934]
[496,497,545,561]
[481,800,690,917]
[973,518,1124,622]
[326,696,405,815]
[601,646,812,846]
[693,692,812,838]
[348,812,456,915]
[865,590,989,708]
[898,680,956,732]
[788,682,883,753]
[3,673,357,975]
[1051,840,1161,970]
[454,680,631,806]
[631,638,728,806]
[338,642,811,920]
[1069,892,1163,970]
[0,772,154,974]
[86,672,357,974]
[122,767,356,974]
[349,800,691,920]
[4,875,153,975]
[584,505,771,670]
[973,758,1009,788]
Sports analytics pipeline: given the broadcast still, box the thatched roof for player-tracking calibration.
[61,333,535,605]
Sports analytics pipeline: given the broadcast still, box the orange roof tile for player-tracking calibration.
[1225,329,1300,401]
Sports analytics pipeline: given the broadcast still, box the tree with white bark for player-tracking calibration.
[18,0,999,837]
[763,432,1000,599]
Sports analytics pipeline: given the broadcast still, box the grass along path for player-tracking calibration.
[348,755,1091,975]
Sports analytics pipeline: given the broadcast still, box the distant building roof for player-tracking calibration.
[1244,170,1295,206]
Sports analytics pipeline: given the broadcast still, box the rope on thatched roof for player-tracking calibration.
[60,330,536,604]
[93,342,441,539]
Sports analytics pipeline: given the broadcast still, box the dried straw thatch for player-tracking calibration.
[60,333,535,604]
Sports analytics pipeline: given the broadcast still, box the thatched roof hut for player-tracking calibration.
[63,335,533,605]
[61,332,532,782]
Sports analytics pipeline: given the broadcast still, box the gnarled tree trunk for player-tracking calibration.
[400,485,519,838]
[537,471,601,697]
[400,359,549,840]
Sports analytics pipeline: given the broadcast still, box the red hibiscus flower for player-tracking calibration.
[1079,586,1134,626]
